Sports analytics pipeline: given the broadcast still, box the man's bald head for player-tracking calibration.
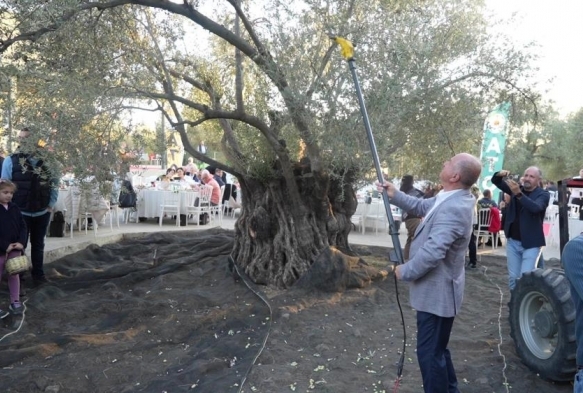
[453,153,482,188]
[439,153,481,191]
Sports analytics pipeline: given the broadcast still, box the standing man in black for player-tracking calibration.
[492,167,549,290]
[1,128,59,286]
[198,141,207,155]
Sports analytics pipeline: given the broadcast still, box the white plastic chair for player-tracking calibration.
[104,200,121,230]
[159,191,181,226]
[63,188,81,238]
[132,175,144,188]
[476,208,496,249]
[546,205,560,247]
[362,198,389,234]
[365,200,389,235]
[209,185,226,225]
[82,212,98,236]
[63,186,98,237]
[80,185,109,237]
[351,202,370,234]
[106,189,122,230]
[228,196,242,218]
[185,186,212,226]
[569,204,580,219]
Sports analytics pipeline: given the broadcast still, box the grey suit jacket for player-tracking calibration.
[391,188,475,318]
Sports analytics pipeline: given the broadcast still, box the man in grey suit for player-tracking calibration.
[378,153,481,393]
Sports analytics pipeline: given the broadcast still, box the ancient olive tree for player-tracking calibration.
[0,0,540,288]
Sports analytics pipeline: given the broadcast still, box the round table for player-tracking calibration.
[137,189,199,218]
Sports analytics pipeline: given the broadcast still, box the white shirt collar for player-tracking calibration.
[424,188,464,220]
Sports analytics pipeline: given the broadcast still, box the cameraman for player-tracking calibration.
[492,168,549,290]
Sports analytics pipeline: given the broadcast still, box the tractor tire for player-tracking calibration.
[509,268,577,381]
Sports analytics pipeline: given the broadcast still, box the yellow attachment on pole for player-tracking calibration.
[332,36,354,60]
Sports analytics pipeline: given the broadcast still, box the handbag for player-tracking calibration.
[50,211,65,237]
[5,252,32,276]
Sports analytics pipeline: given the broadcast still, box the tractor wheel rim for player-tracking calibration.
[519,290,557,360]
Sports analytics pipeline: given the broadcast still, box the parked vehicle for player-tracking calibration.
[509,177,583,381]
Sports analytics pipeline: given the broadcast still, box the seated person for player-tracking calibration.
[215,168,227,186]
[175,167,197,189]
[201,169,221,206]
[158,168,175,181]
[477,189,498,209]
[477,194,504,246]
[205,166,225,187]
[156,169,175,190]
[184,157,197,176]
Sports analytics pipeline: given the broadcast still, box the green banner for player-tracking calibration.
[479,102,511,204]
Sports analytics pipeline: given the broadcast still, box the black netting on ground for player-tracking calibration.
[0,228,269,393]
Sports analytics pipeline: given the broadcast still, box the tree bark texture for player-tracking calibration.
[232,167,383,289]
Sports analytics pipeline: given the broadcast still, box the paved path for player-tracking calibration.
[41,214,561,265]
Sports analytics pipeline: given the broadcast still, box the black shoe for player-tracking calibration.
[0,309,9,319]
[32,276,50,287]
[9,302,23,316]
[468,263,477,269]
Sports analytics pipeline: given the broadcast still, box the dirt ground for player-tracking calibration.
[0,228,574,392]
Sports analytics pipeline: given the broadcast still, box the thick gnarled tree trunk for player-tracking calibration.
[232,167,385,289]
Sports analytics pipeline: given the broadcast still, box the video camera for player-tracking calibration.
[505,174,520,182]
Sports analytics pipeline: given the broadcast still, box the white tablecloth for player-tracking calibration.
[352,200,402,234]
[569,219,583,238]
[546,215,583,247]
[137,189,198,218]
[54,188,69,212]
[54,187,109,224]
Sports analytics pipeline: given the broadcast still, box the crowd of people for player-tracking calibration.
[0,128,242,318]
[394,165,556,275]
[5,126,583,389]
[154,161,236,209]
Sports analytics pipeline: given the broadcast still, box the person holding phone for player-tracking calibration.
[492,167,550,290]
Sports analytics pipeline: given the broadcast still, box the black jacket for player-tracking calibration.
[10,153,52,213]
[492,172,550,248]
[0,202,27,253]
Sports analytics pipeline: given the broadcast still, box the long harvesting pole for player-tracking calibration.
[332,37,405,267]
